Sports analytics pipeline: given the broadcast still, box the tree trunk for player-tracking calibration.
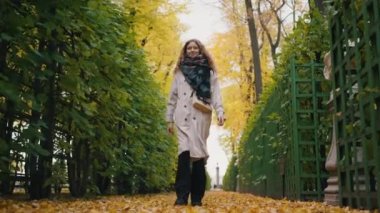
[114,121,130,194]
[68,139,90,197]
[0,40,15,195]
[29,1,60,198]
[24,153,30,194]
[29,40,46,199]
[0,101,15,195]
[0,40,9,195]
[93,150,110,194]
[95,173,110,195]
[244,0,263,102]
[231,0,254,109]
[65,28,90,197]
[37,39,58,198]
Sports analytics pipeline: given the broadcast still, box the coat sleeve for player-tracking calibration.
[166,73,179,122]
[211,71,224,118]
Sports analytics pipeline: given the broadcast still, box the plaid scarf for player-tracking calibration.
[180,55,211,104]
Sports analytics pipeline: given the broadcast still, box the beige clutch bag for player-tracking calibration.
[192,95,212,113]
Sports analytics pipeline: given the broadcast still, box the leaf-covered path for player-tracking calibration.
[0,191,369,213]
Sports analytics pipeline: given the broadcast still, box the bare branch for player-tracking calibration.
[256,0,286,66]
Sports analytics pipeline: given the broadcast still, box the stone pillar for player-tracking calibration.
[323,52,339,205]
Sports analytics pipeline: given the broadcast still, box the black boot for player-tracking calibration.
[174,151,191,205]
[190,158,206,206]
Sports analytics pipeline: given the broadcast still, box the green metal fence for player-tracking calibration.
[287,61,330,201]
[238,59,330,201]
[238,91,285,198]
[330,0,380,209]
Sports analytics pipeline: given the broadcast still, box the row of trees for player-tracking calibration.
[0,0,181,199]
[218,0,329,189]
[209,0,308,153]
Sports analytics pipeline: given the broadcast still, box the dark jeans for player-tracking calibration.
[175,151,206,204]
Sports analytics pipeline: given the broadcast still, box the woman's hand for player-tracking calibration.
[167,122,174,134]
[217,115,225,126]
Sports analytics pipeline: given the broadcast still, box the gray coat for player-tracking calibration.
[166,70,224,159]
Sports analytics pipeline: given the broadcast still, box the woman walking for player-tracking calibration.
[166,39,225,206]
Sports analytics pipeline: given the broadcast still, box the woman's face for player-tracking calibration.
[186,41,200,58]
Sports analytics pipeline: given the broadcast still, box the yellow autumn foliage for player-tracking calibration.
[122,0,186,94]
[0,191,370,213]
[209,0,274,152]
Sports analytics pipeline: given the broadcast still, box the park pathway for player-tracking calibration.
[0,191,370,213]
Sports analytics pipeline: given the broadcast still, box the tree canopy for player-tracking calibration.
[0,0,180,199]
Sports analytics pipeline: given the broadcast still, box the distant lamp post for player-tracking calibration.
[216,163,220,188]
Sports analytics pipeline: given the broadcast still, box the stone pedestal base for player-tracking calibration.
[324,193,339,205]
[324,176,339,205]
[323,106,339,206]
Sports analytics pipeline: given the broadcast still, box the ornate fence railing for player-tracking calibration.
[237,59,330,201]
[330,0,380,209]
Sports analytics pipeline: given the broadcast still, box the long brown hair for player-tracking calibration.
[174,39,217,72]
